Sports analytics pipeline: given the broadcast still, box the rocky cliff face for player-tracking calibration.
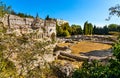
[0,14,56,39]
[1,14,34,28]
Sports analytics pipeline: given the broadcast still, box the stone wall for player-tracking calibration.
[45,20,56,38]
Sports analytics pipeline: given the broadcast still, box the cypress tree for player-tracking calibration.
[83,21,88,35]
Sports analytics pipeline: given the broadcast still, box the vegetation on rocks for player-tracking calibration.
[0,23,56,78]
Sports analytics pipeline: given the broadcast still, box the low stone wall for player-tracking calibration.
[59,51,112,62]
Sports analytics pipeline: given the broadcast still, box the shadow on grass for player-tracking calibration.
[79,49,112,57]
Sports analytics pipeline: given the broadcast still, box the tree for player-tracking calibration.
[16,12,34,18]
[11,10,17,15]
[83,21,88,35]
[109,4,120,17]
[45,15,50,20]
[88,23,93,35]
[93,25,97,34]
[117,25,120,32]
[71,24,83,35]
[113,41,120,61]
[106,4,120,21]
[56,24,64,36]
[76,26,83,34]
[108,24,118,31]
[62,30,70,37]
[72,4,120,78]
[0,0,6,17]
[103,26,109,35]
[61,23,70,31]
[93,25,109,35]
[4,6,12,14]
[83,21,93,35]
[56,23,71,37]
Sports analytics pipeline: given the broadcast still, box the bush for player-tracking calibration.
[113,41,120,61]
[62,30,70,37]
[72,61,110,78]
[73,41,120,78]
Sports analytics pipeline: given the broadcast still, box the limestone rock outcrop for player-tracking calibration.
[0,14,56,40]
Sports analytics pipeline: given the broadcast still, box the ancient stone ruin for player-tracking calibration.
[0,14,56,40]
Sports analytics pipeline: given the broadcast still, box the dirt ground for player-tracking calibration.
[57,41,112,68]
[58,41,112,54]
[71,41,112,54]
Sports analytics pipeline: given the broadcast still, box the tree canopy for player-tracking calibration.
[106,4,120,21]
[56,23,83,37]
[83,21,93,35]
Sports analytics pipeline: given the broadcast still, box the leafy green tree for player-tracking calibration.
[108,24,118,31]
[83,21,89,35]
[45,15,50,20]
[108,4,120,19]
[76,26,83,34]
[113,41,120,61]
[62,30,70,37]
[88,23,93,35]
[56,24,64,36]
[68,27,72,35]
[93,25,97,34]
[11,10,17,15]
[4,6,12,14]
[0,0,7,17]
[117,25,120,32]
[16,12,34,18]
[61,23,70,31]
[71,24,83,35]
[103,26,109,35]
[56,22,71,37]
[45,15,55,20]
[83,21,93,35]
[93,25,109,35]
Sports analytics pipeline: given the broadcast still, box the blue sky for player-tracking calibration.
[3,0,120,27]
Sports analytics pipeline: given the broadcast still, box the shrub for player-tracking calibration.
[73,40,120,78]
